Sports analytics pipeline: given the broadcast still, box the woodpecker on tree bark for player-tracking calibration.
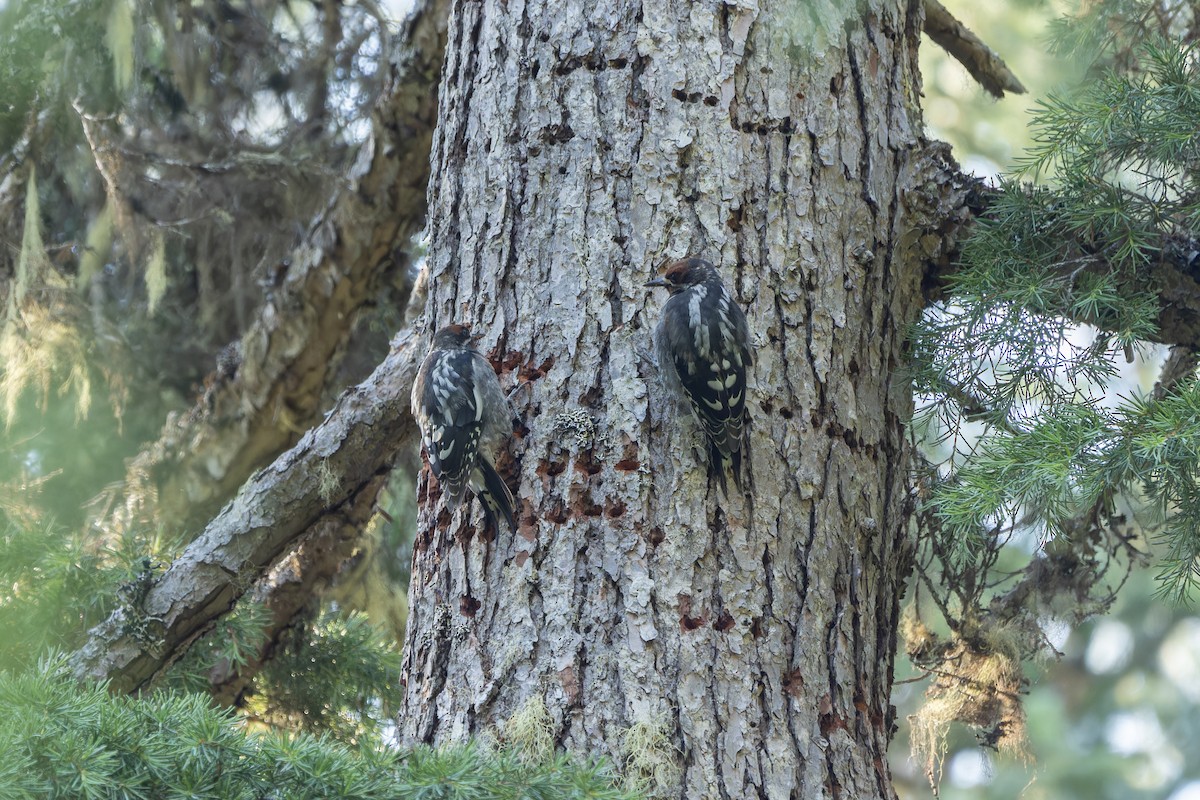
[646,257,752,495]
[411,324,516,533]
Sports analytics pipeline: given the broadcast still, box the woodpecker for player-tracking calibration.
[646,257,752,495]
[411,324,516,533]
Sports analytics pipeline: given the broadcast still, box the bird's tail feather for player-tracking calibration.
[475,458,516,534]
[709,440,731,497]
[708,439,747,497]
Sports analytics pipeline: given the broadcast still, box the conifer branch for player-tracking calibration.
[71,331,422,693]
[919,145,1200,352]
[204,480,389,707]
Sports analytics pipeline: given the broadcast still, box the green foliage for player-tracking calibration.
[0,519,166,672]
[397,746,634,800]
[165,600,275,693]
[920,375,1200,597]
[0,0,115,154]
[1020,41,1200,259]
[252,610,404,743]
[0,509,404,748]
[911,181,1160,432]
[1111,385,1200,601]
[0,656,635,800]
[917,0,1084,172]
[914,38,1200,588]
[927,403,1112,565]
[163,600,405,745]
[905,28,1200,786]
[0,0,394,526]
[1047,0,1194,70]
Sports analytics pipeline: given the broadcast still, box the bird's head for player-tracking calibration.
[645,257,719,295]
[431,323,480,349]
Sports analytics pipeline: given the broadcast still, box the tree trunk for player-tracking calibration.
[401,1,925,797]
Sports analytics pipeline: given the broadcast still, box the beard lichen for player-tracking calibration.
[502,695,555,764]
[621,715,682,799]
[905,612,1031,792]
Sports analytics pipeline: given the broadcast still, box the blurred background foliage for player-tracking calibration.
[0,0,413,746]
[894,1,1200,797]
[0,0,397,529]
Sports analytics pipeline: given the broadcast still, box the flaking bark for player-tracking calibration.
[401,1,925,797]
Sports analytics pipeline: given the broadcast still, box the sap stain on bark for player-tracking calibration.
[573,451,602,475]
[518,354,555,381]
[558,664,581,705]
[459,594,481,616]
[540,123,576,144]
[671,88,704,103]
[677,594,708,631]
[499,349,524,374]
[516,498,539,535]
[782,669,805,699]
[538,460,567,478]
[726,205,745,232]
[545,499,568,525]
[613,439,640,472]
[454,517,480,548]
[569,486,603,517]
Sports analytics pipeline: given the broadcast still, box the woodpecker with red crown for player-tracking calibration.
[411,324,516,533]
[646,257,752,495]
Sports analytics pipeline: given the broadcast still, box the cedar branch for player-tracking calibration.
[917,142,1200,351]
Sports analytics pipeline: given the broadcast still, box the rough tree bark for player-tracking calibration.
[400,1,925,797]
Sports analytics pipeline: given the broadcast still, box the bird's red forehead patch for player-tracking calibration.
[445,323,472,336]
[662,260,692,281]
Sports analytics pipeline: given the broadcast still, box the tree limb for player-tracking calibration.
[204,480,395,708]
[922,0,1026,99]
[71,330,422,693]
[916,142,1200,352]
[1152,345,1199,400]
[205,447,419,706]
[96,0,450,539]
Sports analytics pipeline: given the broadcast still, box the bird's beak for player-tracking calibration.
[469,331,484,343]
[645,276,668,288]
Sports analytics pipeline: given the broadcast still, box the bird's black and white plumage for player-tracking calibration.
[646,258,752,495]
[411,324,516,533]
